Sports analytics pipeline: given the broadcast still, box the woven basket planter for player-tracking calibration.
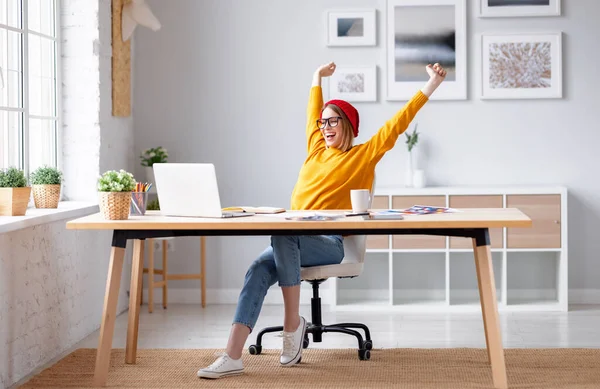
[32,184,61,208]
[99,191,131,220]
[0,187,31,216]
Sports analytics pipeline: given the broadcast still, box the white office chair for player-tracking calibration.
[249,177,376,361]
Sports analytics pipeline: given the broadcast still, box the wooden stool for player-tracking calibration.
[141,236,206,312]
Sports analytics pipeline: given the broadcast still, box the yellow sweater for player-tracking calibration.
[290,86,429,210]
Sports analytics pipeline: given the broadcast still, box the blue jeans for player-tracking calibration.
[232,235,344,331]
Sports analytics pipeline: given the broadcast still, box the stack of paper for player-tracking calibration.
[367,210,405,220]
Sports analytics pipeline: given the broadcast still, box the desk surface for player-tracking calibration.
[66,208,531,231]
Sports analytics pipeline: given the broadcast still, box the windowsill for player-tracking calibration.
[0,201,99,234]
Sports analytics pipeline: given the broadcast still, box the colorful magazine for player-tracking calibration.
[400,205,459,215]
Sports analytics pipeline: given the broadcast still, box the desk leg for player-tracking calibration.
[201,236,206,308]
[162,240,168,309]
[126,239,145,364]
[148,241,155,313]
[94,244,126,387]
[472,231,507,389]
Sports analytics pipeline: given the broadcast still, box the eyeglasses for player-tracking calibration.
[316,116,342,129]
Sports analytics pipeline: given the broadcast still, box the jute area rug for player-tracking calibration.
[18,348,600,389]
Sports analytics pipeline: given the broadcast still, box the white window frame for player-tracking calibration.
[0,0,62,175]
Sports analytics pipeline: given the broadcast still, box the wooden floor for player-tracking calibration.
[11,303,600,388]
[74,303,600,349]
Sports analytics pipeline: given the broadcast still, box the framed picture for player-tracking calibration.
[326,9,376,46]
[386,0,467,101]
[326,66,377,102]
[480,32,562,99]
[479,0,561,18]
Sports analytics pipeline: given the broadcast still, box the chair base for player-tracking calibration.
[248,279,373,361]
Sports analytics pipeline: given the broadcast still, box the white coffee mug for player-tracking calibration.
[350,189,371,213]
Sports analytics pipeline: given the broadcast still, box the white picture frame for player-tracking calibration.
[326,9,376,47]
[326,66,377,102]
[479,0,561,18]
[480,32,562,99]
[386,0,467,101]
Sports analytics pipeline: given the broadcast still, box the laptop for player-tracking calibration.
[152,163,254,218]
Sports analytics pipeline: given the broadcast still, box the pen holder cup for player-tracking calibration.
[130,192,149,216]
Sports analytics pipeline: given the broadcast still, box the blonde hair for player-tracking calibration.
[322,104,354,152]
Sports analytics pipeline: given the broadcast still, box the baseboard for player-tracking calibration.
[569,289,600,305]
[141,288,600,306]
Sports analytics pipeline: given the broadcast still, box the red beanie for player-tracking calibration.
[322,99,359,137]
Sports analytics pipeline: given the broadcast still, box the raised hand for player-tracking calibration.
[317,62,336,78]
[420,63,447,97]
[426,63,447,83]
[312,62,336,87]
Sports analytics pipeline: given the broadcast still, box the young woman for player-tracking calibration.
[197,61,447,379]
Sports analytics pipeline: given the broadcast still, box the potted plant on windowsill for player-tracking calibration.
[140,146,168,186]
[97,169,136,220]
[29,165,63,208]
[0,167,31,216]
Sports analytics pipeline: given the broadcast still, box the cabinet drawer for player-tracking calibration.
[507,194,561,248]
[366,195,390,249]
[392,195,446,249]
[449,195,503,249]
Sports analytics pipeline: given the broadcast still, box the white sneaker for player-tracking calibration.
[197,353,244,379]
[280,316,306,366]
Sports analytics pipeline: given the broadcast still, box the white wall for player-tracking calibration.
[132,0,600,300]
[0,0,135,387]
[98,0,135,174]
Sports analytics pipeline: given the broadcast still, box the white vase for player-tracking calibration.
[145,166,155,185]
[411,145,420,171]
[404,151,413,187]
[413,169,426,188]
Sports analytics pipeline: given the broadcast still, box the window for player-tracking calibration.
[0,0,59,174]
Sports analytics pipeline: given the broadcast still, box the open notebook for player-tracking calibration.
[222,206,286,214]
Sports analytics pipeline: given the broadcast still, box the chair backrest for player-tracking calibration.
[339,175,376,268]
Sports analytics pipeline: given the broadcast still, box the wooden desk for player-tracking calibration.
[66,208,531,389]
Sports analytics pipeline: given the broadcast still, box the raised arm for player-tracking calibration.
[363,63,447,162]
[306,62,336,154]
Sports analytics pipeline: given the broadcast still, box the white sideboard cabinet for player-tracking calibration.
[331,186,568,312]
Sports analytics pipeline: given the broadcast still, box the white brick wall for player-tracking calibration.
[0,224,125,389]
[60,0,101,201]
[61,0,135,199]
[0,1,135,387]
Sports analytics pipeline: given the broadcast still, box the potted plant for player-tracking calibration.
[0,167,31,216]
[404,123,419,187]
[29,165,63,208]
[139,146,168,185]
[146,198,160,211]
[97,169,136,220]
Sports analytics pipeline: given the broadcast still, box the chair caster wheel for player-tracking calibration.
[363,340,373,350]
[303,335,310,349]
[358,349,370,360]
[249,345,262,355]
